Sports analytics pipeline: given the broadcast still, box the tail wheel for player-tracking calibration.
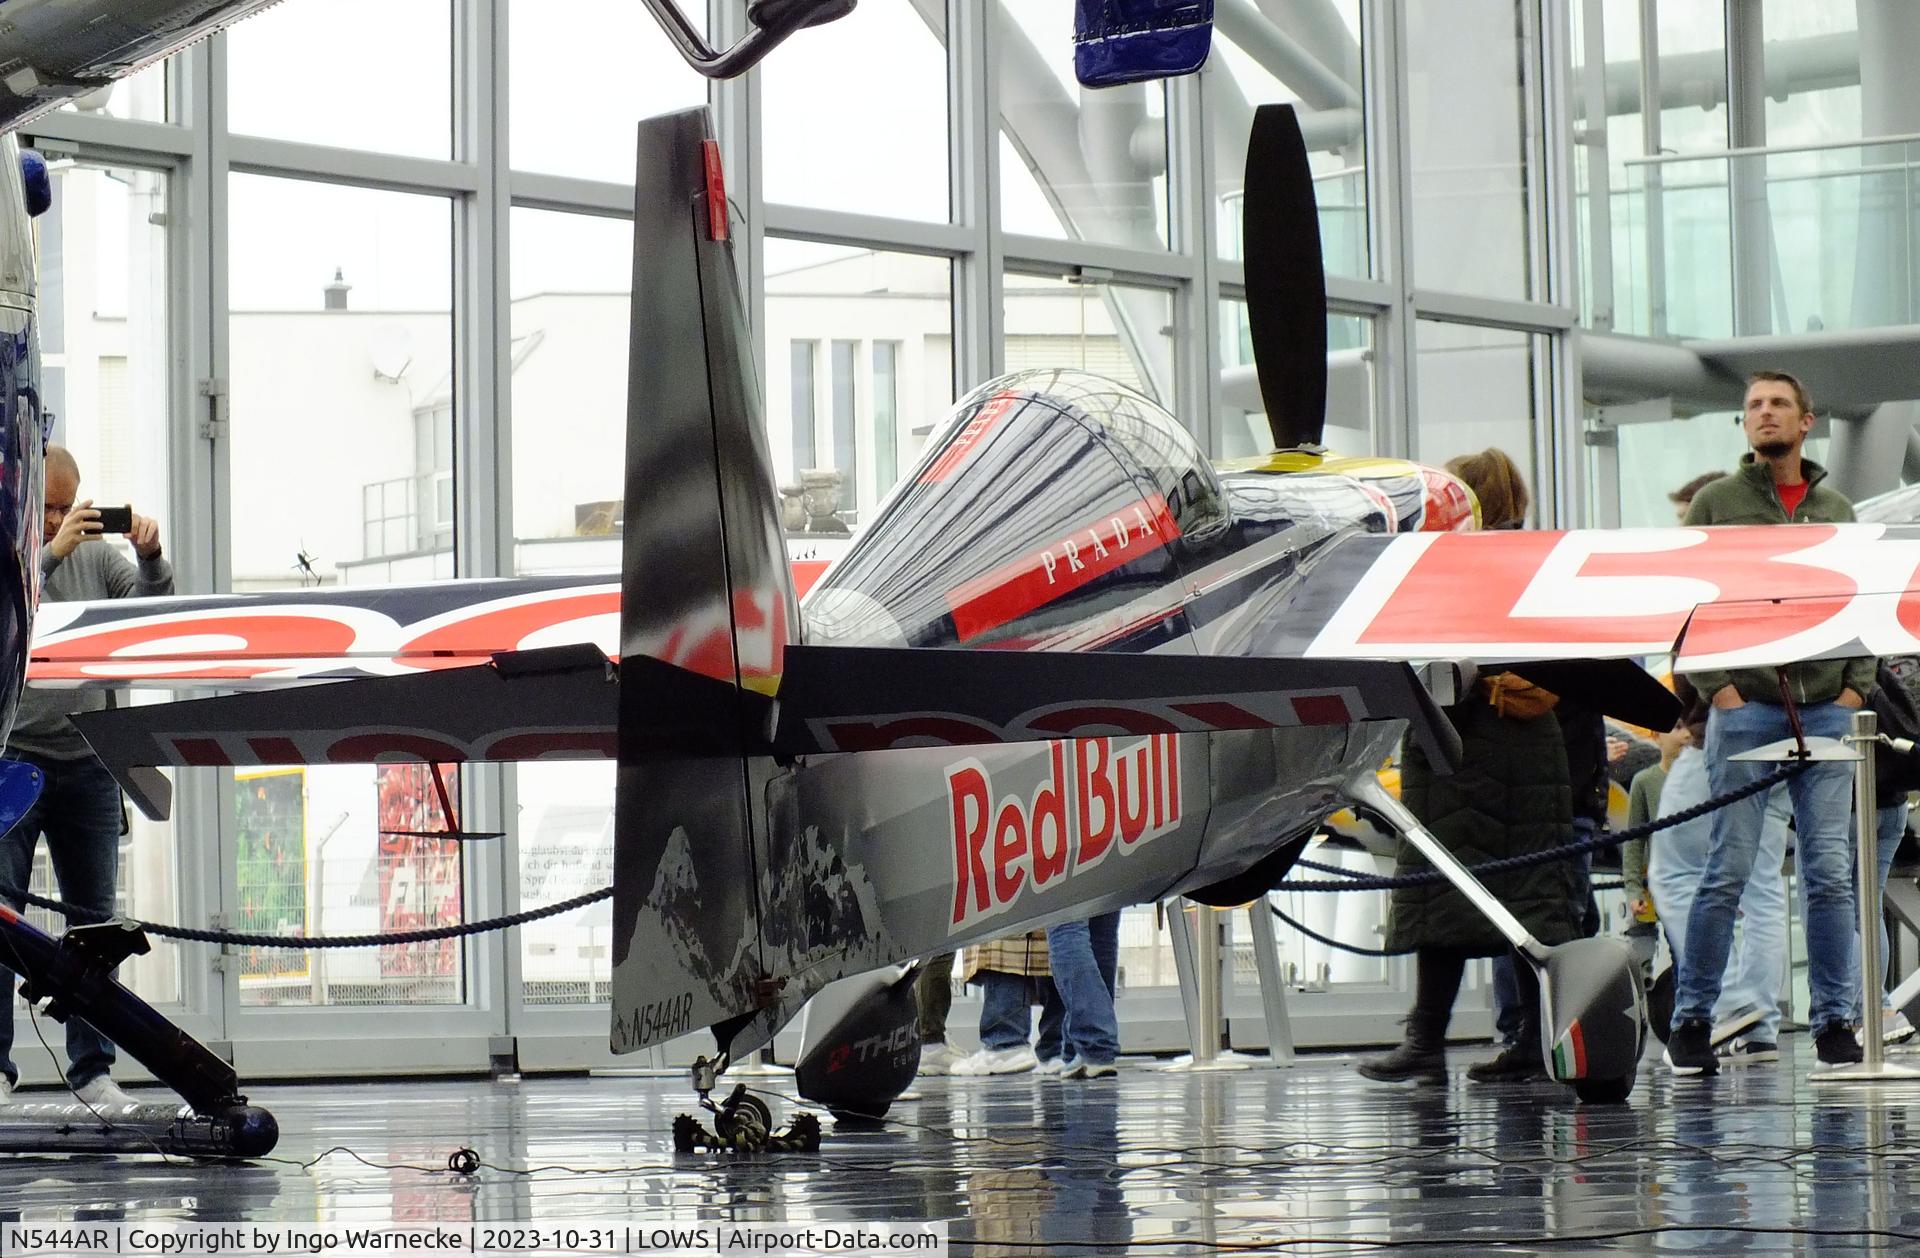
[713,1092,773,1148]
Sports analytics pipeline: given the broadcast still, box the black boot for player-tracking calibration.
[1467,1037,1547,1083]
[1357,1014,1447,1085]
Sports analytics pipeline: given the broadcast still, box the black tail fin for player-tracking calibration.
[609,108,799,1057]
[1244,103,1329,450]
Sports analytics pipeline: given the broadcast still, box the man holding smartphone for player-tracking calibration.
[0,444,171,1108]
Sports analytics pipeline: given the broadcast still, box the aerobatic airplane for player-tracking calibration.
[0,0,1909,1149]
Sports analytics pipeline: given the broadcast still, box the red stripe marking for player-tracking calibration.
[245,737,303,763]
[174,738,231,766]
[1169,701,1269,730]
[702,140,728,241]
[1289,694,1354,725]
[792,559,831,600]
[918,393,1019,484]
[946,494,1181,642]
[1568,1019,1587,1077]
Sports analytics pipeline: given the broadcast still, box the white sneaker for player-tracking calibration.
[1073,1060,1118,1079]
[0,1076,11,1101]
[1885,1010,1916,1045]
[918,1043,959,1076]
[953,1045,1038,1076]
[1710,1006,1765,1047]
[1037,1056,1074,1076]
[73,1077,137,1109]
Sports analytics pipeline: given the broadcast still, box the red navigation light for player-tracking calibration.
[702,140,728,242]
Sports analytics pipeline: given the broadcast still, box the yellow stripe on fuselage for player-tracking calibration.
[1213,450,1423,479]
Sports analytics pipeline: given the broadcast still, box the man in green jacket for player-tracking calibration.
[1667,371,1872,1075]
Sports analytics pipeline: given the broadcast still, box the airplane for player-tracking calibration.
[0,0,1906,1153]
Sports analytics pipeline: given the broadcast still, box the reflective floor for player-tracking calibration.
[4,1038,1920,1255]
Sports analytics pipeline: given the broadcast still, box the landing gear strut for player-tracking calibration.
[672,1056,820,1154]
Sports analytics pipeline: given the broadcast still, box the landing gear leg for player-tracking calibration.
[671,1055,820,1153]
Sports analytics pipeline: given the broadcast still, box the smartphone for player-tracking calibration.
[94,505,133,534]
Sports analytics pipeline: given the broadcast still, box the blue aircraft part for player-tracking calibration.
[19,150,51,218]
[1074,0,1214,88]
[0,757,40,836]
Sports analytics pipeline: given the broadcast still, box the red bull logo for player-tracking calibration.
[946,735,1181,930]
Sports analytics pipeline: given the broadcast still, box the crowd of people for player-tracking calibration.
[1360,369,1914,1085]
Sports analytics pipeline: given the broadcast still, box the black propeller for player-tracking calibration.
[1243,104,1329,452]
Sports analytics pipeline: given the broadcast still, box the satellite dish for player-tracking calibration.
[367,324,414,382]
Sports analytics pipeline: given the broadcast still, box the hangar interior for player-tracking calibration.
[9,0,1920,1247]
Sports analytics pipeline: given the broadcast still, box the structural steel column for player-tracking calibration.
[1724,0,1769,337]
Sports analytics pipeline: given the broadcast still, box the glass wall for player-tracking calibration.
[1210,1,1368,275]
[1406,0,1536,300]
[508,0,707,182]
[508,207,631,573]
[764,239,955,525]
[1413,320,1545,507]
[762,2,950,222]
[227,177,456,589]
[998,0,1170,248]
[228,0,453,158]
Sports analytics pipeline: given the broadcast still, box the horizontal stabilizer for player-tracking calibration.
[72,645,617,820]
[29,576,618,688]
[773,644,1462,770]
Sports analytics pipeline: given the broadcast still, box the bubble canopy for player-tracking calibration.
[806,369,1230,651]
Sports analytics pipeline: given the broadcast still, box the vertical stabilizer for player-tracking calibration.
[609,108,799,1057]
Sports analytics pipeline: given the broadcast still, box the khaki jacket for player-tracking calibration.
[961,930,1051,983]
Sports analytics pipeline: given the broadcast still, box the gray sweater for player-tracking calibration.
[13,541,175,760]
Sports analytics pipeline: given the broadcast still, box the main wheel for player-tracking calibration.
[829,1104,889,1127]
[1573,1074,1634,1104]
[1646,967,1675,1045]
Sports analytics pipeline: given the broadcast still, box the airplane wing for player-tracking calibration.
[1253,522,1920,677]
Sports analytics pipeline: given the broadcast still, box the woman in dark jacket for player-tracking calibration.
[1355,677,1585,1084]
[1359,449,1584,1085]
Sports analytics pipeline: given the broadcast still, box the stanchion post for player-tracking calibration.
[1812,707,1920,1084]
[1193,903,1221,1066]
[1858,709,1888,1071]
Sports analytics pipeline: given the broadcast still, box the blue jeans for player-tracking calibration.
[977,969,1065,1059]
[0,752,124,1088]
[1676,702,1858,1031]
[1650,746,1791,1043]
[1047,912,1121,1066]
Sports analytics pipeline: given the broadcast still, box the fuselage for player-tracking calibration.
[780,369,1474,979]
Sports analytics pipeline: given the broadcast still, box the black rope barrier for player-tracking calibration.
[1274,760,1803,894]
[1271,903,1411,958]
[0,881,610,948]
[0,758,1796,951]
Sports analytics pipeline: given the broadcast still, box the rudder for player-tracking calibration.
[609,108,799,1057]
